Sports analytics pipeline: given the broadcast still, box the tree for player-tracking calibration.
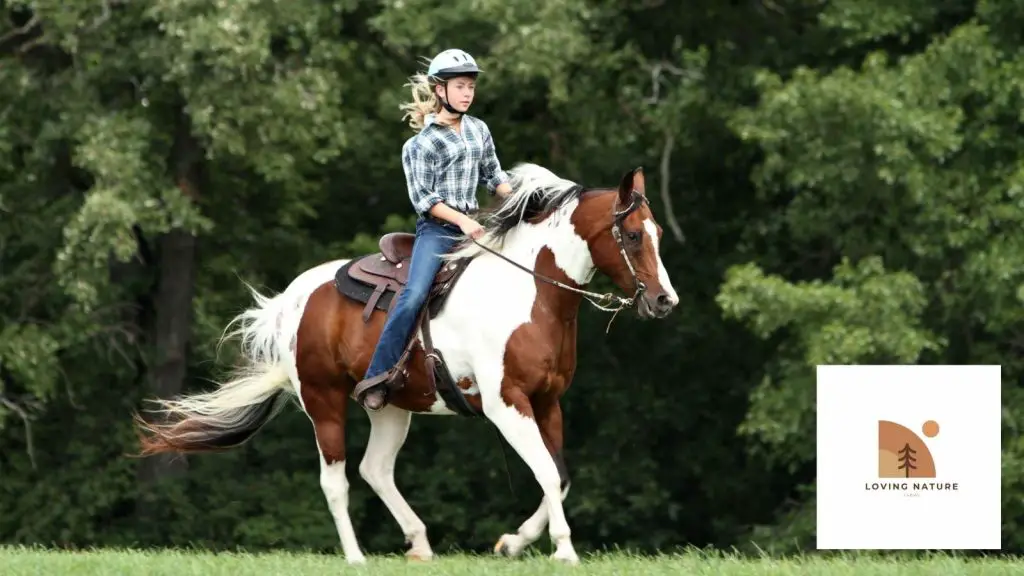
[898,443,918,478]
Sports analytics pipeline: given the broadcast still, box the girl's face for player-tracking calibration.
[437,76,476,112]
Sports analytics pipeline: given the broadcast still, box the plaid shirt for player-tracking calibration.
[402,113,510,216]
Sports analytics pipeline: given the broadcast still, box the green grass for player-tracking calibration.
[0,546,1020,575]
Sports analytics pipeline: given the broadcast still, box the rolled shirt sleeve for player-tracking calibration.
[402,138,443,214]
[477,121,510,194]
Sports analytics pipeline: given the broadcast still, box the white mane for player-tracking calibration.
[444,163,582,261]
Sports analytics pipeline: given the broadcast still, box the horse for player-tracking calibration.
[131,162,679,565]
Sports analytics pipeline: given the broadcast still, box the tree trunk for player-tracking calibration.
[135,109,203,503]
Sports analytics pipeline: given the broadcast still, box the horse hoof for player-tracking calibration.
[551,548,579,565]
[493,534,523,557]
[346,554,368,565]
[405,549,433,562]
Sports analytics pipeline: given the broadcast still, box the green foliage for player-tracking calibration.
[818,0,945,47]
[717,256,942,472]
[720,4,1024,550]
[1,0,1022,559]
[719,257,941,363]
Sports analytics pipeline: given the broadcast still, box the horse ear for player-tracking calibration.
[632,167,645,194]
[618,167,645,204]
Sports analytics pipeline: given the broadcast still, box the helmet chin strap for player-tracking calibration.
[437,82,465,116]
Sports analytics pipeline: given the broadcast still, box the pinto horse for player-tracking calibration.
[132,163,679,565]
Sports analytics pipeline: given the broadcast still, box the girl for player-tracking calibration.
[354,48,513,411]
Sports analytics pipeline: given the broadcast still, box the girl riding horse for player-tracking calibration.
[354,48,514,411]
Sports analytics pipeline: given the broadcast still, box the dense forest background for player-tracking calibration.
[1,0,1022,555]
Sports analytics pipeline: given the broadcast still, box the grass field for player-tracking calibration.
[1,546,1020,575]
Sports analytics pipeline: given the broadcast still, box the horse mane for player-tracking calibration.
[445,163,585,260]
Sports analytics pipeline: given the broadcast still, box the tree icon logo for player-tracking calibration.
[878,420,939,478]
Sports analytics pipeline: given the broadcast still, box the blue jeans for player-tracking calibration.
[363,217,461,380]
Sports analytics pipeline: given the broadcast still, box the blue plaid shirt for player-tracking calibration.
[402,113,510,216]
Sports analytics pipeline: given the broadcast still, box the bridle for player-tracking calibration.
[609,188,649,303]
[469,188,649,333]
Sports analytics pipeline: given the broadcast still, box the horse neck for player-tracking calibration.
[491,197,595,319]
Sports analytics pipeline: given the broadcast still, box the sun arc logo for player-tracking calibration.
[865,419,959,493]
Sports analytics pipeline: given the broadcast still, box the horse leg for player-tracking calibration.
[482,381,578,564]
[494,395,570,558]
[300,374,365,564]
[358,404,434,561]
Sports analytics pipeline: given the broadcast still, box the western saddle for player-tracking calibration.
[333,231,479,416]
[341,232,466,321]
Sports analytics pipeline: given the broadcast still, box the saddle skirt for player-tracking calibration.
[336,232,468,322]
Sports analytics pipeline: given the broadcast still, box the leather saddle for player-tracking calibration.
[336,232,469,322]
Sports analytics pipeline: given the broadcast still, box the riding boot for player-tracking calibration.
[361,387,387,411]
[353,371,394,411]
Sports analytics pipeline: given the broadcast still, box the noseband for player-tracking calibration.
[469,188,650,333]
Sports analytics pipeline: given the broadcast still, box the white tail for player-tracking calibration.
[134,284,295,454]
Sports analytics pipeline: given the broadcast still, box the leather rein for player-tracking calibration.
[469,189,649,333]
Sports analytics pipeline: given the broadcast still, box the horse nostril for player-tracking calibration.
[657,293,672,308]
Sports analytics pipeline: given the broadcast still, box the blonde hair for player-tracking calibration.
[400,72,443,132]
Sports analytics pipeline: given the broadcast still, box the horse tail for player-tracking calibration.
[132,282,295,456]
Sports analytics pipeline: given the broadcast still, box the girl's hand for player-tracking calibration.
[459,217,485,239]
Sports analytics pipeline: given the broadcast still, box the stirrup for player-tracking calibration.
[353,371,394,403]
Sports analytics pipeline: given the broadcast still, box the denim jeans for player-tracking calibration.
[363,216,462,380]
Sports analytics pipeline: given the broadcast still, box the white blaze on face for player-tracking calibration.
[643,219,679,305]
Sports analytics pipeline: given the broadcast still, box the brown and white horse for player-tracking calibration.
[132,163,679,565]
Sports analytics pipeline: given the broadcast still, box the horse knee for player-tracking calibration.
[357,458,374,485]
[358,454,392,488]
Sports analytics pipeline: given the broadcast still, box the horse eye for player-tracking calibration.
[626,231,641,243]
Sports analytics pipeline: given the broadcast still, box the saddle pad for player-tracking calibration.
[334,259,396,313]
[333,255,474,320]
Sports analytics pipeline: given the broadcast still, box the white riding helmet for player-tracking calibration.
[427,48,482,80]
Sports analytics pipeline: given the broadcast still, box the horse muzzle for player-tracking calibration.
[638,290,677,319]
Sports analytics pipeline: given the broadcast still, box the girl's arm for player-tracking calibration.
[403,140,442,215]
[428,202,474,228]
[478,122,511,199]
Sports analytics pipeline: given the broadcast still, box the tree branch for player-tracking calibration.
[642,56,705,107]
[13,32,47,55]
[658,131,685,244]
[0,13,49,57]
[760,0,785,15]
[0,15,39,45]
[644,61,686,105]
[87,0,112,31]
[0,395,37,470]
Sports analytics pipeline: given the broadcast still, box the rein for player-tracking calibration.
[469,189,649,333]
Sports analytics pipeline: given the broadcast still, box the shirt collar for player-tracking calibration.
[424,112,469,129]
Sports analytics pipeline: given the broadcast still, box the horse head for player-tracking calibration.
[447,163,679,320]
[576,167,679,319]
